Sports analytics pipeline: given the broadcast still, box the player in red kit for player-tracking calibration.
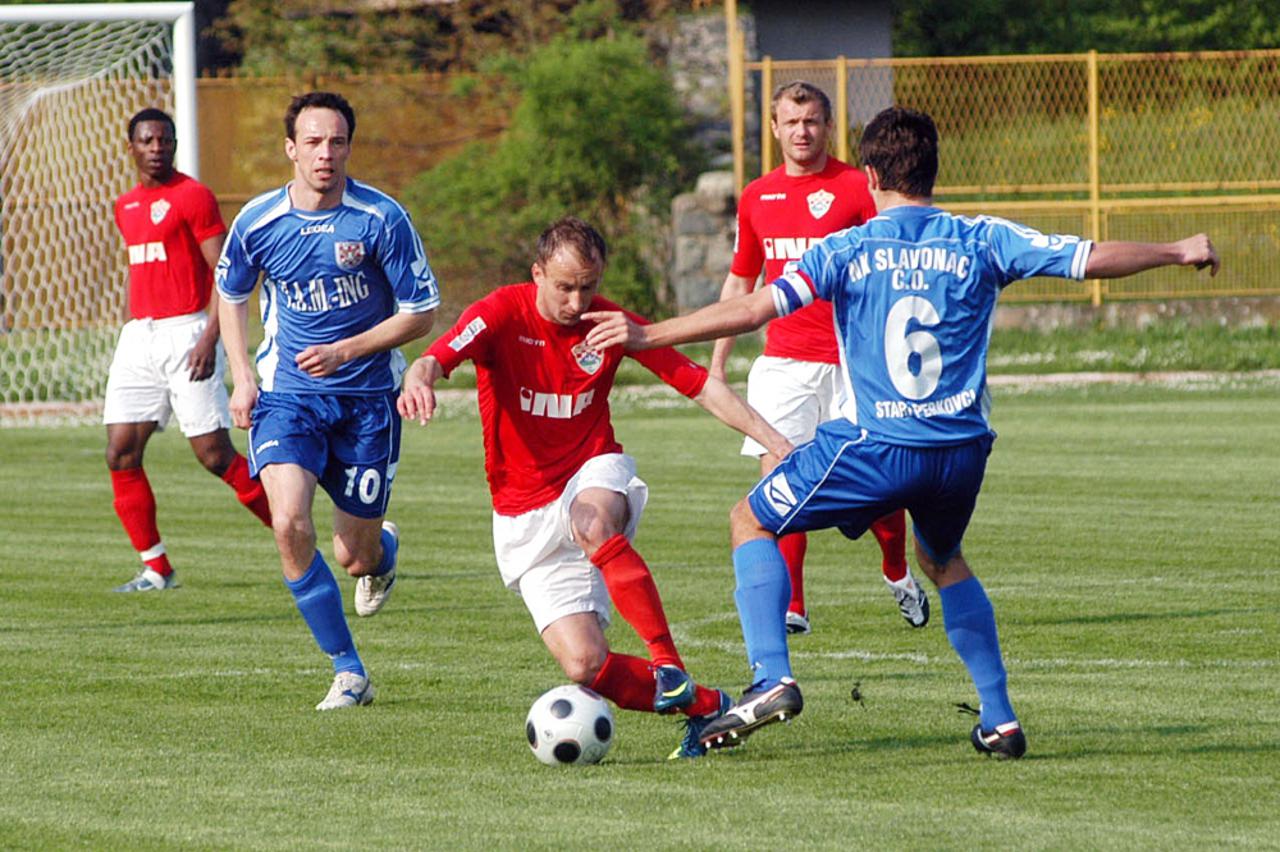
[105,108,271,592]
[399,218,792,759]
[709,82,926,633]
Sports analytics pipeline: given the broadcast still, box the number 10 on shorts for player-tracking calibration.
[344,465,383,504]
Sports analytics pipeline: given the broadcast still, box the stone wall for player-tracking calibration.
[657,10,758,169]
[670,171,738,312]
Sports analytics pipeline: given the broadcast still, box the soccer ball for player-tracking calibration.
[525,685,614,766]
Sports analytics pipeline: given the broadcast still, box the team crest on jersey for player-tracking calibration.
[806,189,834,220]
[149,199,170,225]
[334,240,366,270]
[572,342,603,375]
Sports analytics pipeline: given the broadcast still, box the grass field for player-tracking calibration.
[2,378,1278,849]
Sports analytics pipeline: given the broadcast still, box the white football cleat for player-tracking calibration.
[885,569,930,628]
[784,610,811,635]
[354,521,398,617]
[113,567,176,593]
[315,671,375,711]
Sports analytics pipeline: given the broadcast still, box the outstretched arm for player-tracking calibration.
[583,285,779,352]
[1086,234,1219,278]
[397,355,445,425]
[693,374,793,461]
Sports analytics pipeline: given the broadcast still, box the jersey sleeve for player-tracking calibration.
[728,188,764,280]
[625,309,709,398]
[185,182,227,243]
[424,297,497,378]
[983,216,1093,285]
[214,219,258,304]
[377,207,441,314]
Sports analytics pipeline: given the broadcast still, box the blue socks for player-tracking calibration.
[732,538,792,686]
[374,525,398,577]
[940,576,1016,729]
[285,551,364,676]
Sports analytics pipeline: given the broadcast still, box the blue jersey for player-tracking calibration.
[216,178,440,395]
[772,205,1091,446]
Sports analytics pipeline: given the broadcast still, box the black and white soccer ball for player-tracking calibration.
[525,685,614,766]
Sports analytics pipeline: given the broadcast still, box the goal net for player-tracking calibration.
[0,2,197,425]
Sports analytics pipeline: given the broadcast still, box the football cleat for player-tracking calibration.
[885,570,930,628]
[315,671,375,711]
[653,664,697,714]
[971,721,1027,759]
[669,690,733,760]
[699,677,803,749]
[113,567,176,593]
[354,521,399,617]
[785,610,812,635]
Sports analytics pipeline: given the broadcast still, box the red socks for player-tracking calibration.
[590,534,683,669]
[589,652,656,712]
[781,513,908,610]
[221,454,272,527]
[778,532,807,615]
[588,652,722,717]
[871,509,908,582]
[110,467,172,577]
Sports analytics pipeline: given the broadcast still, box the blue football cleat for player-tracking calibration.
[653,664,696,714]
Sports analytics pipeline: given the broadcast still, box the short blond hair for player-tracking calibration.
[771,81,832,123]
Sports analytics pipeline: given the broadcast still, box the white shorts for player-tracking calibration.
[102,312,231,437]
[740,355,844,457]
[492,453,648,634]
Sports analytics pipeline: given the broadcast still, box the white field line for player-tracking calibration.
[424,370,1280,414]
[75,638,1270,684]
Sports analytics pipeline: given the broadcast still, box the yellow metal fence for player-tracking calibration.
[734,49,1280,303]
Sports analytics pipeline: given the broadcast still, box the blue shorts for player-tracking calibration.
[747,419,992,564]
[248,391,401,519]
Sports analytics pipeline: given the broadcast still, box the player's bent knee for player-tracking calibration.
[559,649,607,685]
[729,498,767,545]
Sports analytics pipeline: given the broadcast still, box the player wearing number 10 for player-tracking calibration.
[217,92,440,710]
[584,107,1219,758]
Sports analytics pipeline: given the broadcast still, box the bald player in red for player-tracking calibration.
[399,217,792,760]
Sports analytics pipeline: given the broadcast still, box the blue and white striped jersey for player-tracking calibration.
[771,205,1092,446]
[216,178,440,394]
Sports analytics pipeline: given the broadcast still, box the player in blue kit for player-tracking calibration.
[217,92,440,710]
[584,107,1218,758]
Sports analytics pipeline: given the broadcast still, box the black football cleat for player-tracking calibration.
[970,721,1027,759]
[699,677,803,750]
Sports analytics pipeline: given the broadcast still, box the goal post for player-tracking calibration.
[0,2,198,424]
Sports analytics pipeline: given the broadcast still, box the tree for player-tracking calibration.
[208,0,697,75]
[403,5,701,314]
[893,0,1280,57]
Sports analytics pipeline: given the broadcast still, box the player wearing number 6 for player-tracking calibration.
[217,92,440,710]
[584,107,1219,758]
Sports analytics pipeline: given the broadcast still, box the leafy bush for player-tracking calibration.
[404,9,701,316]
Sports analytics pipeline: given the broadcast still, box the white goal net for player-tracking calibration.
[0,2,196,425]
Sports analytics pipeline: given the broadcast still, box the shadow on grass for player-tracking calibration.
[1022,607,1253,627]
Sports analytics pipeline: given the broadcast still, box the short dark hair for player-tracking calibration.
[285,91,356,141]
[771,81,832,124]
[535,217,608,269]
[859,107,938,198]
[128,108,174,142]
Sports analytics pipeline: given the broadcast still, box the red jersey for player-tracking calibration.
[113,172,226,320]
[731,158,877,363]
[427,283,709,515]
